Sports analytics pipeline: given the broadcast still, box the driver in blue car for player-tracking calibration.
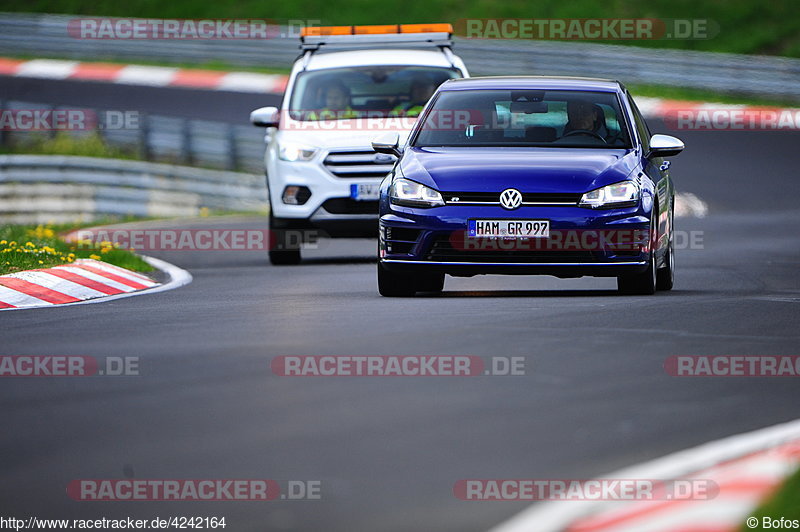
[564,100,608,140]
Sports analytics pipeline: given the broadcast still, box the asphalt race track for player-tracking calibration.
[1,77,799,531]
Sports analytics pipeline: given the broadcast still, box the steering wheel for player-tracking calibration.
[562,129,607,143]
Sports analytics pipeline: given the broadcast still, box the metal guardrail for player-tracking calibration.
[0,99,268,174]
[0,155,268,224]
[1,12,800,100]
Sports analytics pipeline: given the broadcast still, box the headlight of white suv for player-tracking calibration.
[278,142,317,162]
[390,178,444,208]
[579,181,639,209]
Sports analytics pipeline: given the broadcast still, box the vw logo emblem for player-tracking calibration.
[499,188,523,210]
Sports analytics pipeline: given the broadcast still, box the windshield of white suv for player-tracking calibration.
[288,66,461,121]
[412,89,633,148]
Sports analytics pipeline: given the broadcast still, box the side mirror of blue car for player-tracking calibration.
[648,134,685,158]
[372,132,403,158]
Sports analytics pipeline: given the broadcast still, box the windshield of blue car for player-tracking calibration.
[288,66,461,121]
[411,89,633,148]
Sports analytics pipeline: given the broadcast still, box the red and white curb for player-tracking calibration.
[0,256,191,310]
[490,419,800,532]
[0,57,288,94]
[636,96,800,123]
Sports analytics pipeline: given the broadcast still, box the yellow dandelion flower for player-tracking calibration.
[89,254,101,260]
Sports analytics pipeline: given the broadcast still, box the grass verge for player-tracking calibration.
[0,223,153,275]
[0,132,138,159]
[741,466,800,530]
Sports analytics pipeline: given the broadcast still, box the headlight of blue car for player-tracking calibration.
[579,181,639,209]
[390,178,445,208]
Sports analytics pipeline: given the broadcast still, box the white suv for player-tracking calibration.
[250,24,469,264]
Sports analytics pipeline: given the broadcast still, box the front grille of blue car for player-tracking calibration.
[440,192,582,205]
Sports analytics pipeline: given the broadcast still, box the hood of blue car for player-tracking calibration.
[399,147,639,193]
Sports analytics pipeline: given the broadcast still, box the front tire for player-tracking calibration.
[416,273,445,293]
[269,212,302,266]
[377,263,417,297]
[269,248,301,265]
[617,209,658,295]
[656,207,675,291]
[617,257,656,295]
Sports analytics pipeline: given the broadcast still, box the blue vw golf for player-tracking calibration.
[373,76,684,296]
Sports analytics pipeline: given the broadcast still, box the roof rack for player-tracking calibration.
[299,24,453,52]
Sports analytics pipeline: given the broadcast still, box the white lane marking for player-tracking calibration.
[0,285,52,307]
[217,72,280,92]
[8,271,106,300]
[115,65,178,86]
[674,192,708,218]
[0,256,191,311]
[488,418,800,532]
[51,265,137,292]
[14,59,79,79]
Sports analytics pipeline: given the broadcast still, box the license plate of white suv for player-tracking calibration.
[351,183,381,201]
[468,219,550,238]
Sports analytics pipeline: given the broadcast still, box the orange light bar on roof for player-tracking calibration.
[300,26,353,37]
[354,25,401,34]
[400,23,453,33]
[300,23,452,37]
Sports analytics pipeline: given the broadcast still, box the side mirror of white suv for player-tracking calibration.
[250,106,279,128]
